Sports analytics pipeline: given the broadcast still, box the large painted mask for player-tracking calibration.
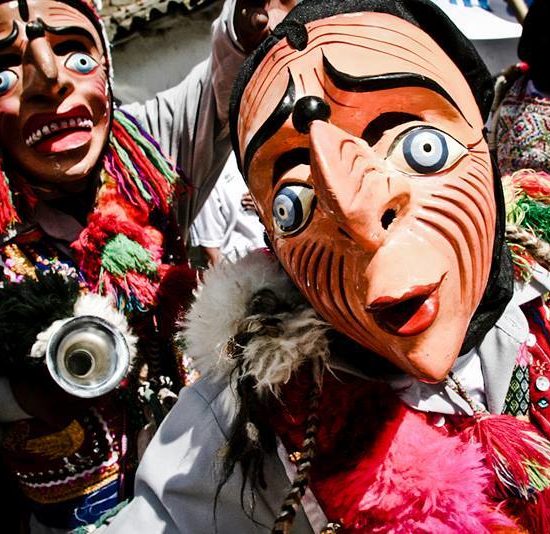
[0,0,110,186]
[231,0,508,382]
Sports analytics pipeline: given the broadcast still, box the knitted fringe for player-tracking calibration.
[72,111,178,312]
[503,170,550,281]
[108,110,178,217]
[0,168,19,236]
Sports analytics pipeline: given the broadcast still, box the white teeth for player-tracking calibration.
[25,117,92,147]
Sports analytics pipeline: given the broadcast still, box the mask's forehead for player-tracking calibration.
[238,11,483,165]
[0,0,103,51]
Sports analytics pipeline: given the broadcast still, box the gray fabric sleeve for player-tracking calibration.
[0,376,31,423]
[103,378,299,533]
[121,0,244,238]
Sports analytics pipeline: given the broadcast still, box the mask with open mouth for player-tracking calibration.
[0,0,110,193]
[230,0,513,383]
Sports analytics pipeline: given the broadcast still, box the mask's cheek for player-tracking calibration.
[81,72,110,123]
[0,97,22,149]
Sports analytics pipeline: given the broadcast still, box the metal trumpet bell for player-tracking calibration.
[46,315,131,399]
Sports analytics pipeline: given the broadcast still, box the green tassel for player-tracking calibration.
[102,234,157,277]
[110,135,152,203]
[114,110,177,184]
[516,197,550,243]
[525,460,550,492]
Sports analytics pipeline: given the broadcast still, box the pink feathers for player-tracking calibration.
[316,408,516,533]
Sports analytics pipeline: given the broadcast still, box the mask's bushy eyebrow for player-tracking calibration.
[41,20,97,46]
[322,53,471,126]
[18,0,29,22]
[362,112,421,146]
[243,70,296,177]
[0,22,19,51]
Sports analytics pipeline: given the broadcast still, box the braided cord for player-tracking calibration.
[506,223,550,271]
[272,383,321,534]
[446,371,488,416]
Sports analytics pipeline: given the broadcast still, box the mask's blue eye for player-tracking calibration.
[0,70,17,96]
[273,184,315,234]
[390,127,467,175]
[65,52,98,75]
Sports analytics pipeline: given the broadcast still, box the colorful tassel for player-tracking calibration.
[70,108,180,312]
[504,170,550,281]
[0,168,19,235]
[101,234,158,278]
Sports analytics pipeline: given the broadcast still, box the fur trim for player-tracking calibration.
[238,307,329,392]
[31,293,137,370]
[181,252,328,390]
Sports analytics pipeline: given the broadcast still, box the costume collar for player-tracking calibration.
[185,253,548,415]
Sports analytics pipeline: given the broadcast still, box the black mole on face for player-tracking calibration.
[292,96,331,134]
[25,19,46,40]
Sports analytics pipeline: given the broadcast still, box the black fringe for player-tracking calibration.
[0,272,80,376]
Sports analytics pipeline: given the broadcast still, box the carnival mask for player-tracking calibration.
[236,12,496,382]
[0,0,110,186]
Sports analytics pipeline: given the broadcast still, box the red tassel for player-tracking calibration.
[459,414,550,533]
[511,169,550,201]
[0,168,19,235]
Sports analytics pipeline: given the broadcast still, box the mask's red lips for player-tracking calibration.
[23,106,93,154]
[366,275,445,337]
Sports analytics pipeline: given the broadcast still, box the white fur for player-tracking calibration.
[30,319,69,359]
[240,307,329,393]
[181,252,329,390]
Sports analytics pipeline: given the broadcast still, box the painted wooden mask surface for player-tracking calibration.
[235,11,496,382]
[0,0,110,185]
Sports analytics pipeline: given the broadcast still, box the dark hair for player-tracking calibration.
[518,0,550,65]
[229,0,494,172]
[518,0,550,91]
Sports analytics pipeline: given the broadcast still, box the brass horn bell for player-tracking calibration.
[46,315,130,399]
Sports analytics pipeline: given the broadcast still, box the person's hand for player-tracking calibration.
[234,0,296,53]
[10,368,93,429]
[241,192,257,212]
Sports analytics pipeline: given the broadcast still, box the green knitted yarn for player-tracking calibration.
[114,110,178,185]
[514,197,550,243]
[102,234,158,277]
[110,135,152,203]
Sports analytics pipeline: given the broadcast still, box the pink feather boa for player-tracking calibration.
[314,407,517,533]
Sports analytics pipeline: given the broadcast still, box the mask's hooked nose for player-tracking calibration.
[22,21,67,101]
[309,120,411,253]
